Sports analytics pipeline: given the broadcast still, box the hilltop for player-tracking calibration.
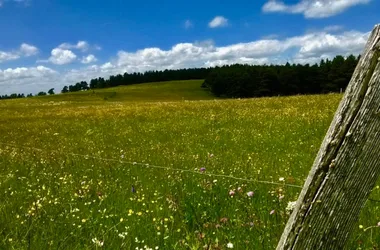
[20,80,216,103]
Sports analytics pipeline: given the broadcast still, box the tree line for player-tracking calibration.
[0,88,55,100]
[0,54,359,100]
[202,55,360,98]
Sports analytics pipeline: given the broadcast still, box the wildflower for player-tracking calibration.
[92,238,104,247]
[120,218,124,222]
[286,201,297,212]
[82,219,86,223]
[247,191,254,197]
[270,210,275,215]
[227,242,233,248]
[279,177,285,181]
[279,194,285,200]
[200,167,206,173]
[377,222,380,227]
[229,190,235,196]
[137,212,142,216]
[359,225,364,229]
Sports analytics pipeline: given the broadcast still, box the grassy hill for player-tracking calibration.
[35,80,215,103]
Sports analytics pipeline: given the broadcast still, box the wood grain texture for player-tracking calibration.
[277,24,380,250]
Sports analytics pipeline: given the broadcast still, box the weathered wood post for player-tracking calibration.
[277,24,380,250]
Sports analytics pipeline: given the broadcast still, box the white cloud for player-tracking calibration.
[0,29,370,95]
[262,0,371,18]
[0,66,56,81]
[0,51,19,63]
[81,54,98,64]
[323,25,344,32]
[86,29,368,74]
[184,20,193,29]
[49,48,77,65]
[0,43,39,63]
[0,66,58,94]
[19,43,39,56]
[59,41,90,52]
[209,16,229,28]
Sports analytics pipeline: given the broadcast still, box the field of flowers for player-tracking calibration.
[1,90,380,249]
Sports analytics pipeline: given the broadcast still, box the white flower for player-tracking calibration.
[279,177,285,181]
[286,201,297,212]
[91,238,104,247]
[227,242,234,248]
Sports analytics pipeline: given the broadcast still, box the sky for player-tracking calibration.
[0,0,379,95]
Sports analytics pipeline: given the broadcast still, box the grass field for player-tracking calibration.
[1,80,380,249]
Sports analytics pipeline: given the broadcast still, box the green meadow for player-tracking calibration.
[0,80,379,249]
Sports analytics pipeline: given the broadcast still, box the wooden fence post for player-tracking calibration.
[277,24,380,250]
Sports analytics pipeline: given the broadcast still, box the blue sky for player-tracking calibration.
[0,0,379,94]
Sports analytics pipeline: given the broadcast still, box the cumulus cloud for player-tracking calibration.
[59,41,90,52]
[111,29,368,72]
[0,28,370,95]
[0,66,59,94]
[262,0,371,18]
[0,51,19,63]
[81,54,98,64]
[209,16,229,28]
[0,66,56,81]
[58,41,101,52]
[48,48,77,65]
[19,43,39,56]
[0,43,39,63]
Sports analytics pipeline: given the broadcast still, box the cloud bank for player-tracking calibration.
[0,29,370,95]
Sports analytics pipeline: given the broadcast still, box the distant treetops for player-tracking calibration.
[0,55,359,100]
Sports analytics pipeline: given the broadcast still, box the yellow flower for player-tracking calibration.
[120,218,124,222]
[359,225,364,229]
[137,212,142,216]
[82,219,86,223]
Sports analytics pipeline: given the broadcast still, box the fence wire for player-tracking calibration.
[0,142,303,189]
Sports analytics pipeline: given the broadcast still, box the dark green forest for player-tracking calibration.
[203,55,359,97]
[0,55,359,100]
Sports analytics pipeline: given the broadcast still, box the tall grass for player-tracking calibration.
[0,90,379,249]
